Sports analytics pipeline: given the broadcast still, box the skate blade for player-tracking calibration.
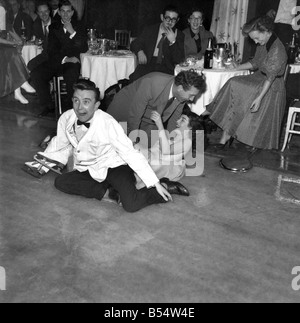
[33,155,62,175]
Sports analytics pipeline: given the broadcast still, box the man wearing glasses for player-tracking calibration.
[130,4,185,82]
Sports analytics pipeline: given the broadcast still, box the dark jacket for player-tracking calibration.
[131,23,185,74]
[183,26,214,59]
[47,20,87,68]
[8,10,33,39]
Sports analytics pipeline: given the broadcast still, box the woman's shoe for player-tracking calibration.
[213,137,234,150]
[21,82,36,94]
[14,89,29,104]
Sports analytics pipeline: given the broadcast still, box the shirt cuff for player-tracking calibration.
[69,31,77,39]
[61,56,67,64]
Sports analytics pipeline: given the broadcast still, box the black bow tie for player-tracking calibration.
[77,120,90,128]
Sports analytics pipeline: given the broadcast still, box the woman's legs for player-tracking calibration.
[21,81,36,93]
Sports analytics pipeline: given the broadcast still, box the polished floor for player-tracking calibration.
[0,93,300,303]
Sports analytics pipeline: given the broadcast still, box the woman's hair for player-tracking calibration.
[242,15,275,36]
[182,105,204,132]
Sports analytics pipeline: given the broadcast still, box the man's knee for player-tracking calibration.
[54,175,67,192]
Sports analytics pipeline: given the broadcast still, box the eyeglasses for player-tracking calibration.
[164,16,178,23]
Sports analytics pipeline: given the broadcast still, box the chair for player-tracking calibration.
[281,100,300,152]
[53,76,67,119]
[115,30,131,50]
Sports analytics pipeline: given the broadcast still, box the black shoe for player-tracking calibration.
[108,187,122,205]
[160,178,190,196]
[212,137,234,150]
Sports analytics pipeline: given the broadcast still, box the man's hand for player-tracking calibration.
[154,183,172,202]
[64,57,80,64]
[63,21,75,35]
[138,50,147,65]
[165,27,176,44]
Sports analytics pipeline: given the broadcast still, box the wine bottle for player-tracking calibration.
[204,38,213,69]
[288,33,297,64]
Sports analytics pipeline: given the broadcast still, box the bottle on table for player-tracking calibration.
[288,33,297,64]
[204,38,213,69]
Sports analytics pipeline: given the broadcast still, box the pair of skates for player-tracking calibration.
[22,153,64,178]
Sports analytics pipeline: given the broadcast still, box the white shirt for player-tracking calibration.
[0,6,5,30]
[39,109,159,188]
[153,24,166,57]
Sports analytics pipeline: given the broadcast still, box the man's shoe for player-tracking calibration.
[108,187,122,205]
[160,178,190,196]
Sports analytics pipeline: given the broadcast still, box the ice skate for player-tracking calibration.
[33,154,64,175]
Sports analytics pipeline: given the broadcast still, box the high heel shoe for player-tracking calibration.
[21,82,36,94]
[14,89,29,104]
[160,178,190,196]
[212,137,234,150]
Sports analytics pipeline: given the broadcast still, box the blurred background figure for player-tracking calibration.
[183,8,214,60]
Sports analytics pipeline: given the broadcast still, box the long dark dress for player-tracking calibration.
[0,44,29,97]
[208,34,287,150]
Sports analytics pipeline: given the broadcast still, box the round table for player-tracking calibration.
[21,44,42,66]
[175,65,250,115]
[289,64,300,74]
[80,51,137,99]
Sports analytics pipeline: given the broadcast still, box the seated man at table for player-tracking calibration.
[23,79,180,213]
[129,4,185,82]
[7,0,33,39]
[30,0,87,117]
[107,70,206,147]
[27,1,52,71]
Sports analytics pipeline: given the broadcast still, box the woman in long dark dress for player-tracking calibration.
[0,0,36,104]
[208,16,287,150]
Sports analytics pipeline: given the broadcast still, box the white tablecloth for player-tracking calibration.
[175,65,250,115]
[21,44,42,65]
[80,52,136,99]
[289,64,300,74]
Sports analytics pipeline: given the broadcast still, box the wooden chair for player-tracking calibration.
[115,30,131,50]
[53,76,67,119]
[281,100,300,152]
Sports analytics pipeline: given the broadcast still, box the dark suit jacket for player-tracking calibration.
[8,10,33,39]
[131,23,185,75]
[183,26,214,59]
[47,20,87,69]
[107,72,185,136]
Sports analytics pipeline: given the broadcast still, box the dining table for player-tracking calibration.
[80,50,137,100]
[21,44,42,66]
[175,64,250,116]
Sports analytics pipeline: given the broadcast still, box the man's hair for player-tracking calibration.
[175,70,207,93]
[36,1,50,10]
[59,0,74,10]
[162,4,180,17]
[73,79,101,102]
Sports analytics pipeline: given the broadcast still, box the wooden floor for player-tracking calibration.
[0,101,300,303]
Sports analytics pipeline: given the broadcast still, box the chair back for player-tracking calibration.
[115,30,131,49]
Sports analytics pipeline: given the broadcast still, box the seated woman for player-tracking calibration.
[134,107,203,194]
[207,15,287,150]
[0,0,35,104]
[183,8,214,60]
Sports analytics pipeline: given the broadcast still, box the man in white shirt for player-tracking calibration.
[24,79,174,213]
